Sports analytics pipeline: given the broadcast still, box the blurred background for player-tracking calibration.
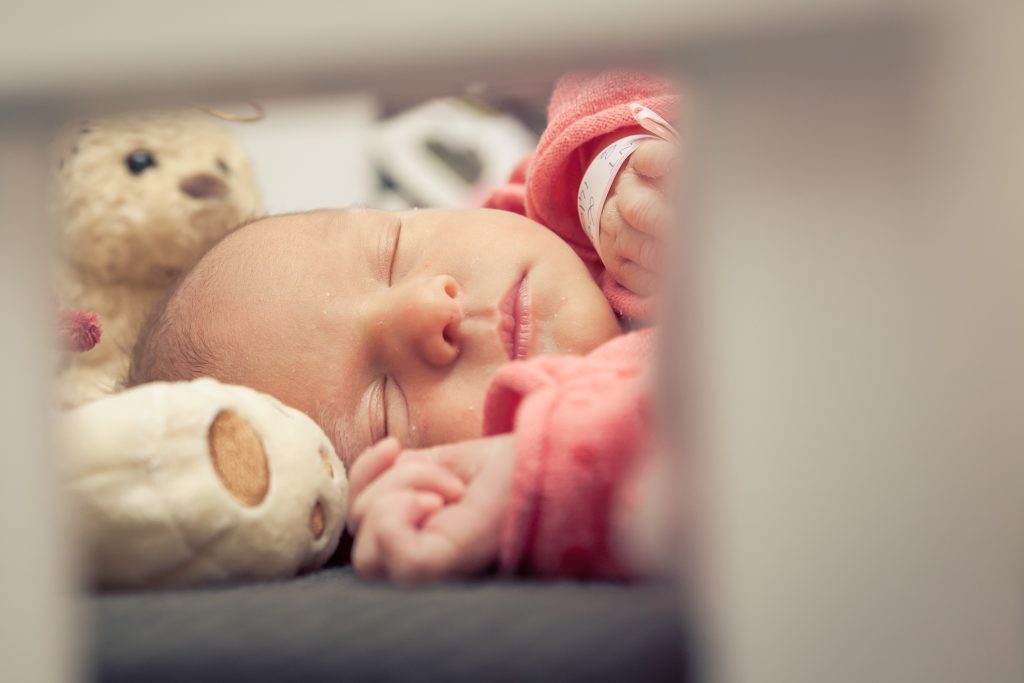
[217,88,543,214]
[2,1,1022,682]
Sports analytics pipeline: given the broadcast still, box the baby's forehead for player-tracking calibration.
[195,205,394,348]
[219,208,392,266]
[249,207,396,233]
[209,210,335,280]
[197,204,402,333]
[243,208,335,238]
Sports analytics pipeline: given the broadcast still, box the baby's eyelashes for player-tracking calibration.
[387,220,402,286]
[381,376,391,437]
[382,374,413,447]
[368,378,388,444]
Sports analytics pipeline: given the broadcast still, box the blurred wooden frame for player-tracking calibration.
[2,3,1021,683]
[200,102,266,123]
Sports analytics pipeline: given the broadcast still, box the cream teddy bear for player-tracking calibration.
[54,111,263,407]
[52,111,348,588]
[60,378,348,589]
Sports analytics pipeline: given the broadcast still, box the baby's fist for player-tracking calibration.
[598,139,675,298]
[348,434,518,584]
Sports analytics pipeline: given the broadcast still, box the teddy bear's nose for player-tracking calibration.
[180,173,229,200]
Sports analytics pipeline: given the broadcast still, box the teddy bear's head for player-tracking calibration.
[55,111,263,286]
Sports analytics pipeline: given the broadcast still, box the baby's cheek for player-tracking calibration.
[411,388,485,448]
[399,297,428,320]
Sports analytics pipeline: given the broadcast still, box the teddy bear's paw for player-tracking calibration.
[60,378,348,589]
[208,410,271,506]
[208,409,331,541]
[310,447,338,539]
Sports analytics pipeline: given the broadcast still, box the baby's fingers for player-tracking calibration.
[348,437,401,501]
[348,461,465,535]
[352,491,444,580]
[376,504,463,585]
[629,139,675,180]
[610,221,660,272]
[394,441,484,482]
[617,182,668,237]
[613,259,657,298]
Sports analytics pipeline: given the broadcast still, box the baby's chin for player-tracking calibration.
[538,284,621,357]
[548,316,621,357]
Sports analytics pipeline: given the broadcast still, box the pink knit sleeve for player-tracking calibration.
[481,153,532,216]
[482,72,677,319]
[523,71,677,320]
[483,330,655,579]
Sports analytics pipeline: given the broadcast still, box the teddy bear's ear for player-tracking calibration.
[50,121,89,171]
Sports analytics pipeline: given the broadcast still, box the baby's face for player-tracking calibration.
[201,208,620,467]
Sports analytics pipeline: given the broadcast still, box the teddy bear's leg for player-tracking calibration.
[207,410,271,506]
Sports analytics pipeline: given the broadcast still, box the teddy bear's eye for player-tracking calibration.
[125,149,157,175]
[216,158,231,175]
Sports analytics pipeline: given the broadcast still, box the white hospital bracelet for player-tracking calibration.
[577,134,657,249]
[578,103,679,254]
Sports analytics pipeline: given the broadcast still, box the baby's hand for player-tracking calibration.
[347,434,518,584]
[598,138,675,298]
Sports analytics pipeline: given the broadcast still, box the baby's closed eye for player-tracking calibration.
[376,218,403,286]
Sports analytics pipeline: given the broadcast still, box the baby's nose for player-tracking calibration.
[408,276,463,368]
[180,173,229,200]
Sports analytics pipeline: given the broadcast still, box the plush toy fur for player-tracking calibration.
[60,378,348,589]
[51,111,349,589]
[54,111,263,407]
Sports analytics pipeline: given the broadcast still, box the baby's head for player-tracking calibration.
[130,208,621,467]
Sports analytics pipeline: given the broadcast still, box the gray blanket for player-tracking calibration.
[90,566,686,682]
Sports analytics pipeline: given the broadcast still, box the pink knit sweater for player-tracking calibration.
[484,70,676,320]
[481,72,676,578]
[485,329,655,578]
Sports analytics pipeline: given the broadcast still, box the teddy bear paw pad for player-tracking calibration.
[207,410,270,506]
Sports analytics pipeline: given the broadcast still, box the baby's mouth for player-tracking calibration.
[499,273,532,361]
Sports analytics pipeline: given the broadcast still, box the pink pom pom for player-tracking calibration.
[60,309,102,352]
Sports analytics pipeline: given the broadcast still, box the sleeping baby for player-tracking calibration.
[130,70,678,582]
